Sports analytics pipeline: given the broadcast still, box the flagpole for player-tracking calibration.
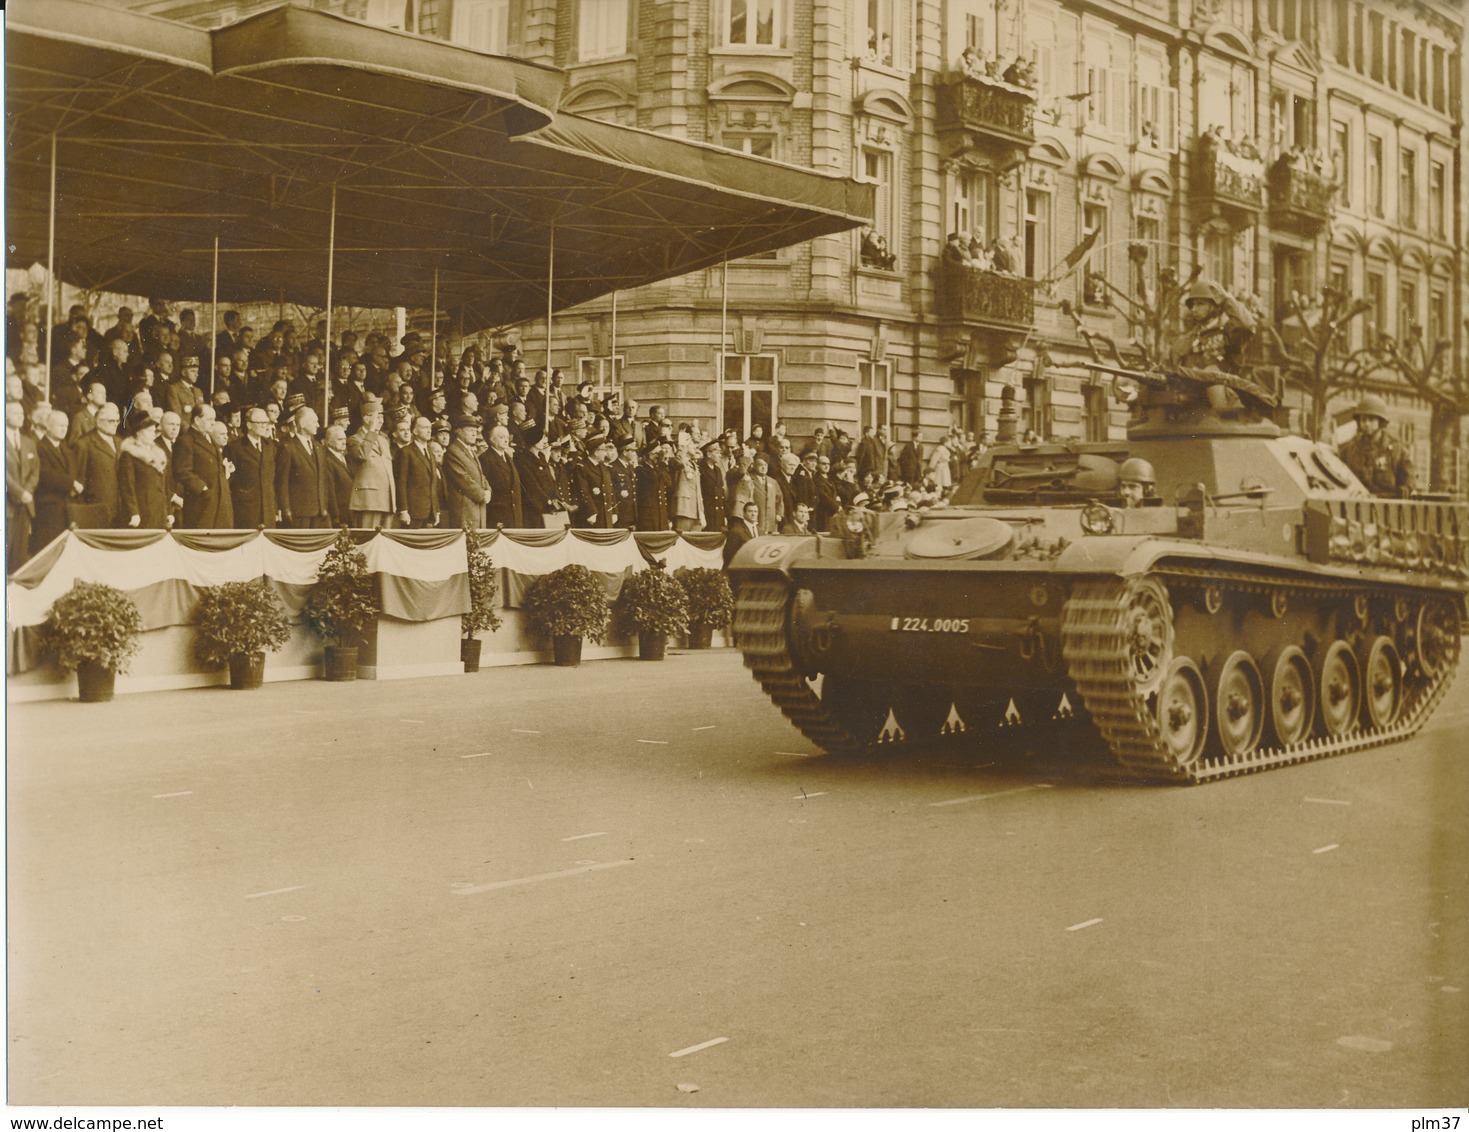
[609,289,617,392]
[430,267,439,390]
[210,235,219,397]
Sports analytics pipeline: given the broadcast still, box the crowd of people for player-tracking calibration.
[4,296,987,575]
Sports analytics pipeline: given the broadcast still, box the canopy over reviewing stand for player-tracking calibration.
[6,0,874,331]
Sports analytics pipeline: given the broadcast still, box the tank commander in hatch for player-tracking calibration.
[1170,279,1257,374]
[1118,457,1156,509]
[1337,394,1413,499]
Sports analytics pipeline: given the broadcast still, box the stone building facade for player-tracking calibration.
[117,0,1466,480]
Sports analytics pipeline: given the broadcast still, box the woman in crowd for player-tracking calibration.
[117,415,172,529]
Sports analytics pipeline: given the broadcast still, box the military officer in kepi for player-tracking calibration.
[1338,394,1414,499]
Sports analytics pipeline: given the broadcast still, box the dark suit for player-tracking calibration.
[635,463,671,532]
[573,458,617,528]
[610,458,637,530]
[723,516,757,567]
[275,435,332,527]
[324,450,353,526]
[395,441,441,527]
[700,457,728,532]
[73,430,120,529]
[515,449,558,528]
[225,435,278,528]
[174,428,231,528]
[442,439,490,529]
[480,446,524,528]
[34,437,75,553]
[7,429,41,570]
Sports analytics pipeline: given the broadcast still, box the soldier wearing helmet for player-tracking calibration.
[1170,278,1258,373]
[1118,456,1155,508]
[1338,394,1413,498]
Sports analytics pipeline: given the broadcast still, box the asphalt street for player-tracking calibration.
[6,647,1467,1108]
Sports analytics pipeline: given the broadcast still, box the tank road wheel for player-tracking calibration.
[1124,578,1174,697]
[1317,641,1361,738]
[1263,645,1315,748]
[820,677,889,748]
[1415,598,1462,679]
[1156,658,1208,770]
[890,687,955,741]
[1213,650,1265,759]
[1359,636,1402,730]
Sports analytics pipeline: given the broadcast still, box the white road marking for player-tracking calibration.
[1303,797,1351,806]
[929,784,1054,807]
[281,915,306,923]
[454,859,634,895]
[669,1037,728,1058]
[400,719,426,724]
[511,729,541,735]
[775,751,814,758]
[1313,843,1340,854]
[1066,918,1103,932]
[637,739,669,745]
[560,832,608,842]
[460,752,492,759]
[152,791,193,799]
[244,885,305,900]
[293,710,320,715]
[793,791,829,801]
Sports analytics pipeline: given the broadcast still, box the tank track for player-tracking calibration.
[1061,566,1459,783]
[732,580,872,756]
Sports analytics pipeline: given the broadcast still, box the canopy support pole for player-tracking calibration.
[609,289,617,392]
[210,235,219,396]
[44,132,57,401]
[430,267,439,388]
[323,182,337,429]
[545,220,555,436]
[720,259,729,399]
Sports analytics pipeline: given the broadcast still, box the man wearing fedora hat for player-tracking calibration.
[443,414,491,529]
[346,395,397,528]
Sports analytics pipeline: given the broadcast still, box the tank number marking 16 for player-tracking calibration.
[890,617,970,633]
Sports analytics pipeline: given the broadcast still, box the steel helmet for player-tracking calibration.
[1186,279,1225,305]
[1354,394,1390,422]
[1119,457,1156,486]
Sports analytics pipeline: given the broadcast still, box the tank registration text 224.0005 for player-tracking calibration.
[890,617,970,633]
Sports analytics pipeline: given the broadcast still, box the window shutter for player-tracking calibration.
[507,0,522,49]
[1164,86,1178,151]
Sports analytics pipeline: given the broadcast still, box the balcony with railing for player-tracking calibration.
[935,260,1036,330]
[935,73,1036,151]
[1190,131,1266,222]
[1268,153,1335,233]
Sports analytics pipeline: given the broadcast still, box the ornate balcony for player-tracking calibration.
[1268,155,1335,234]
[935,260,1035,367]
[935,74,1035,154]
[1189,131,1266,224]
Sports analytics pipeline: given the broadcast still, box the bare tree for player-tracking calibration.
[1263,285,1378,440]
[1375,323,1465,491]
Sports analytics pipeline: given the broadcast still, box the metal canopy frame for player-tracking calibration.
[6,0,873,340]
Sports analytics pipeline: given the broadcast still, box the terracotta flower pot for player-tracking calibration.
[323,645,359,681]
[76,660,116,703]
[228,651,266,690]
[552,635,583,667]
[462,637,483,673]
[638,631,667,661]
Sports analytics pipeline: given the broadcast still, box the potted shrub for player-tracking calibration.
[461,531,502,672]
[303,527,378,681]
[521,563,609,667]
[38,581,144,702]
[193,579,292,689]
[678,567,733,649]
[615,560,689,661]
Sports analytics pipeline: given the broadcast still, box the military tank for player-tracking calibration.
[728,359,1466,783]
